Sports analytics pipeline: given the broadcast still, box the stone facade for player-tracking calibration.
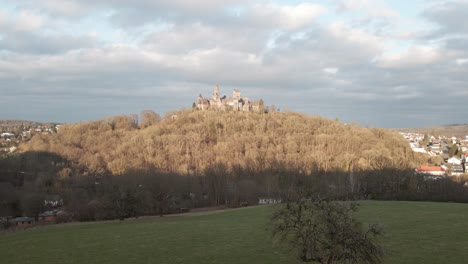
[196,85,262,112]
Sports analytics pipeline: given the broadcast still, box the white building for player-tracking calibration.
[1,133,14,138]
[258,198,282,205]
[447,157,462,165]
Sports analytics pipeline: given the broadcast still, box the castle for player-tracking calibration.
[196,85,263,112]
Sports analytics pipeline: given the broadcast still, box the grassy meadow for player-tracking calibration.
[1,201,468,264]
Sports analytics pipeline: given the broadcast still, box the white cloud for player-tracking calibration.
[248,3,326,31]
[144,23,268,55]
[378,45,442,68]
[323,67,339,74]
[327,22,386,54]
[0,10,44,32]
[455,58,468,65]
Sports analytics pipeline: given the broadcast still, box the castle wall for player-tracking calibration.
[196,85,261,112]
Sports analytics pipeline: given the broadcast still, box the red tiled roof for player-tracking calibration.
[416,166,445,172]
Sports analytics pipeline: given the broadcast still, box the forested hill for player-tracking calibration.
[21,109,417,176]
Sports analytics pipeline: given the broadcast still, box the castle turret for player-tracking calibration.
[213,84,220,101]
[233,89,241,100]
[232,89,241,111]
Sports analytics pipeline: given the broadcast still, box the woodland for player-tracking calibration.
[2,109,468,221]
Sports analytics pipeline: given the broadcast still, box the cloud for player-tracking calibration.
[0,32,97,54]
[378,45,442,68]
[96,0,249,27]
[246,3,326,31]
[0,10,45,32]
[0,0,468,128]
[0,7,97,54]
[422,0,468,36]
[455,58,468,65]
[144,23,269,55]
[14,11,44,31]
[323,67,339,75]
[335,0,399,19]
[14,0,91,18]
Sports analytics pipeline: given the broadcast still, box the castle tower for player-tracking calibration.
[233,89,241,100]
[197,94,207,110]
[232,89,241,111]
[213,84,220,101]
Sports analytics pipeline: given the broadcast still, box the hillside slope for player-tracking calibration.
[4,110,467,220]
[22,110,417,176]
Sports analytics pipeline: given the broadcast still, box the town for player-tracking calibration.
[400,132,468,177]
[0,120,61,156]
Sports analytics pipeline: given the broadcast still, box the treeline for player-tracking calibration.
[2,109,468,222]
[2,152,468,222]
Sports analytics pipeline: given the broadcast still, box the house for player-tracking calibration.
[13,217,35,228]
[38,210,57,223]
[447,157,462,165]
[1,132,14,139]
[258,197,282,205]
[412,147,427,153]
[431,139,441,150]
[415,166,446,178]
[451,164,465,176]
[44,195,63,208]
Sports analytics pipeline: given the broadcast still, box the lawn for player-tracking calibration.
[1,201,468,264]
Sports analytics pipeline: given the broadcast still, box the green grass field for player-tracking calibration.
[1,201,468,264]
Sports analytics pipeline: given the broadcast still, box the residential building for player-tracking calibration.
[258,197,282,205]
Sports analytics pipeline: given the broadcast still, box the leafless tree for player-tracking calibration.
[271,197,384,264]
[139,110,161,128]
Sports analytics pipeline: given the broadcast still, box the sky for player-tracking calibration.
[0,0,467,128]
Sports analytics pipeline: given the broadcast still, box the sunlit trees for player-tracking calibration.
[139,110,161,129]
[259,99,265,113]
[17,108,426,210]
[22,108,417,179]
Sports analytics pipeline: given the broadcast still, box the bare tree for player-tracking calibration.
[139,110,161,128]
[271,197,384,264]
